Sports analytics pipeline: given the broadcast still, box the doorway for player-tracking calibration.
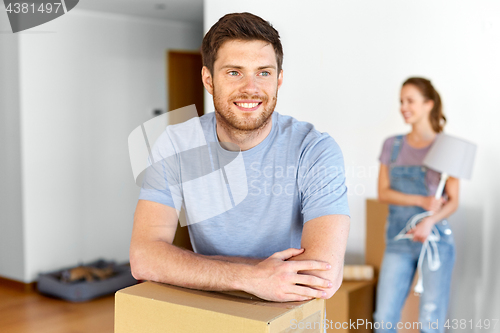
[168,50,204,116]
[167,50,205,251]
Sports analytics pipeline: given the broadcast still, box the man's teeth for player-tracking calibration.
[236,102,259,108]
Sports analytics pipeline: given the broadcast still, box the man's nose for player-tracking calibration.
[240,75,259,94]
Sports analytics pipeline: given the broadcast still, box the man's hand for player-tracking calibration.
[239,248,333,302]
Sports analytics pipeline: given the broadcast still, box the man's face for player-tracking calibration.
[202,39,283,132]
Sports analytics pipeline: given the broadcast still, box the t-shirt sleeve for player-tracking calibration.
[379,136,394,165]
[298,134,350,223]
[138,130,183,211]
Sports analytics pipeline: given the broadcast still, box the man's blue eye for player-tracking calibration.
[229,71,239,76]
[260,71,270,76]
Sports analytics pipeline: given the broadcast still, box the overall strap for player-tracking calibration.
[389,135,404,164]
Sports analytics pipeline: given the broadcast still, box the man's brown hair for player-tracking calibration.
[201,12,284,75]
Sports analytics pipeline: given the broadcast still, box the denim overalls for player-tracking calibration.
[373,135,456,333]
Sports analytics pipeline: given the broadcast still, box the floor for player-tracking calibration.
[0,284,115,333]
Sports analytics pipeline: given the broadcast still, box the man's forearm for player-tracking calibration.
[208,254,264,265]
[131,240,252,291]
[288,247,344,291]
[288,215,350,297]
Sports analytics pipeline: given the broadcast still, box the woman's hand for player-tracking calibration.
[420,196,445,212]
[406,217,435,242]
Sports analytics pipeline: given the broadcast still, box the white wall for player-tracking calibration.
[205,0,500,329]
[0,11,24,281]
[1,8,202,282]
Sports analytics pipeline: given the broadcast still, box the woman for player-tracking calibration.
[373,77,459,333]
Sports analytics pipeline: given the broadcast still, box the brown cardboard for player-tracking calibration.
[366,199,420,333]
[365,199,388,277]
[115,281,326,333]
[325,280,376,333]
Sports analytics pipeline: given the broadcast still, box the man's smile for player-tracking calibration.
[233,100,262,111]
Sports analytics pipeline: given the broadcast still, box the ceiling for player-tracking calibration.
[75,0,203,24]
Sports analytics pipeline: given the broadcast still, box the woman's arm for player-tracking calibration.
[428,176,459,221]
[408,176,460,242]
[378,163,443,211]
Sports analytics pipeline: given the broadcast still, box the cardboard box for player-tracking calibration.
[325,280,376,332]
[366,199,420,333]
[365,199,389,278]
[115,281,326,333]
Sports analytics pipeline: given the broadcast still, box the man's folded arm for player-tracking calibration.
[130,199,250,291]
[206,254,264,265]
[287,214,350,299]
[130,200,333,302]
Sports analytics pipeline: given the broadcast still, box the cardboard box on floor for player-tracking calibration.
[115,281,326,333]
[366,199,420,333]
[325,280,376,332]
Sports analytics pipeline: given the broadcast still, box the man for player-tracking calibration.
[130,12,350,302]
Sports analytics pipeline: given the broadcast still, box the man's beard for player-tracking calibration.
[213,89,278,133]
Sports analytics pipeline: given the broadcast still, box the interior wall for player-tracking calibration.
[205,0,500,329]
[16,9,202,282]
[0,9,25,281]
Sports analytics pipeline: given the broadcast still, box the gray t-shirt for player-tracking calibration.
[379,135,441,196]
[139,111,350,258]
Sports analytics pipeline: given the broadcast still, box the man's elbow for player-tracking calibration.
[130,252,145,281]
[129,246,154,281]
[323,273,343,299]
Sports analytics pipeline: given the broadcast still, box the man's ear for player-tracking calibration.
[201,66,214,96]
[277,69,284,90]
